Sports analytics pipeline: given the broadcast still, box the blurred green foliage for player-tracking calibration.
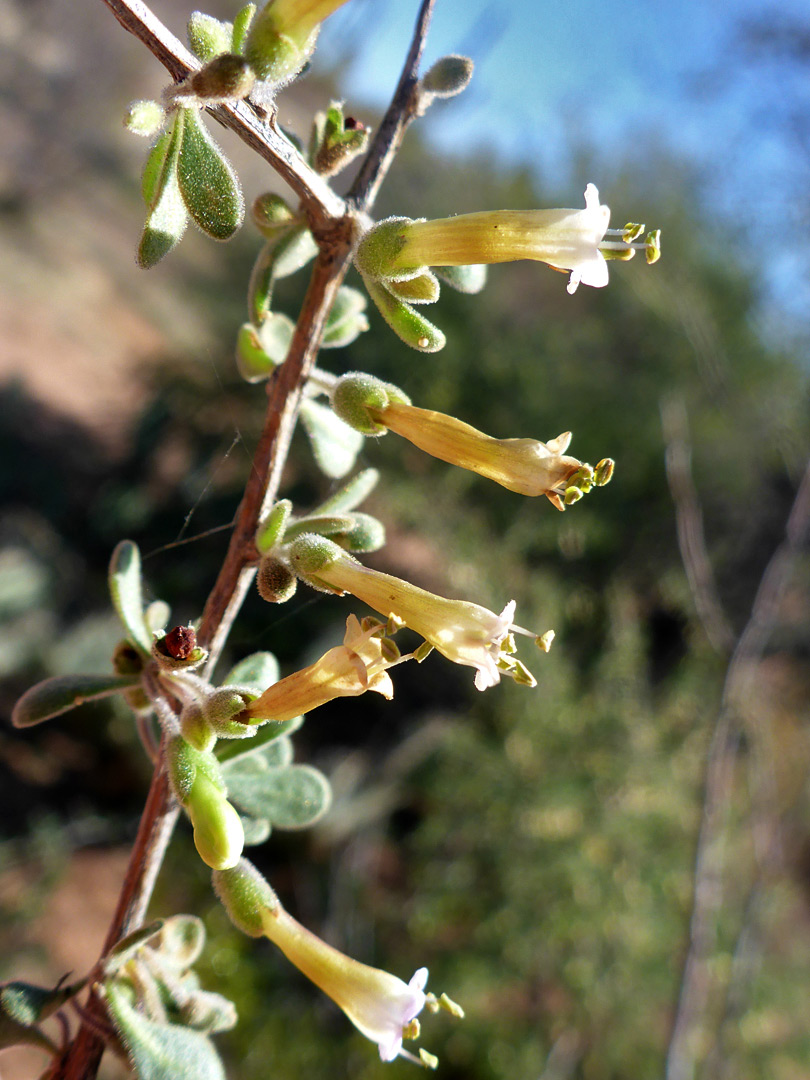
[2,111,810,1080]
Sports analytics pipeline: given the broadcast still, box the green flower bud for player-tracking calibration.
[332,513,386,553]
[331,373,410,436]
[212,858,279,937]
[256,499,293,553]
[186,772,244,870]
[256,555,298,603]
[180,702,216,753]
[251,192,298,236]
[420,55,474,99]
[124,100,166,137]
[166,735,224,805]
[187,11,233,61]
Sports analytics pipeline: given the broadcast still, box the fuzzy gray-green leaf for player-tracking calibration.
[226,764,331,830]
[138,116,188,270]
[109,540,151,653]
[299,398,364,480]
[12,674,140,728]
[312,468,380,515]
[102,980,226,1080]
[178,110,244,241]
[223,652,280,694]
[216,717,302,767]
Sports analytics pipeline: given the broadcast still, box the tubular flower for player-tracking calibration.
[372,402,589,508]
[290,536,543,691]
[356,184,660,295]
[259,902,431,1063]
[243,615,401,723]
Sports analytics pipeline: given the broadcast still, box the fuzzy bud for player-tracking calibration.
[189,54,255,101]
[251,192,297,236]
[124,99,166,137]
[256,555,299,603]
[420,55,474,99]
[202,686,259,738]
[180,702,216,753]
[331,373,410,436]
[332,513,386,553]
[288,533,347,583]
[186,772,244,870]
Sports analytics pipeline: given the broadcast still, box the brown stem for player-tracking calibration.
[60,747,178,1080]
[349,0,436,211]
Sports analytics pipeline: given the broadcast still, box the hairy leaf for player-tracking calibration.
[178,110,244,241]
[299,398,365,479]
[102,981,226,1080]
[12,674,140,728]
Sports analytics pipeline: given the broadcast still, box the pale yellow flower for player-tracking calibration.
[290,538,539,691]
[243,615,398,723]
[260,902,430,1062]
[374,401,584,507]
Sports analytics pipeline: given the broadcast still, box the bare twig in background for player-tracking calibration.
[661,395,735,654]
[57,3,441,1076]
[349,0,436,210]
[664,456,810,1080]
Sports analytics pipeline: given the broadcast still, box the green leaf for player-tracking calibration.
[102,980,226,1080]
[257,312,295,363]
[221,733,295,772]
[138,115,188,270]
[235,322,276,383]
[226,763,331,830]
[299,398,365,479]
[1,978,87,1026]
[312,467,380,515]
[283,514,356,542]
[187,13,233,61]
[155,916,207,971]
[178,110,244,241]
[103,922,165,976]
[248,228,318,324]
[321,285,369,348]
[232,4,257,55]
[216,717,302,766]
[363,275,446,353]
[238,814,271,846]
[12,673,141,728]
[109,540,152,653]
[223,651,280,693]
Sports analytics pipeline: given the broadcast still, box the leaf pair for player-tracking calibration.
[139,109,244,269]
